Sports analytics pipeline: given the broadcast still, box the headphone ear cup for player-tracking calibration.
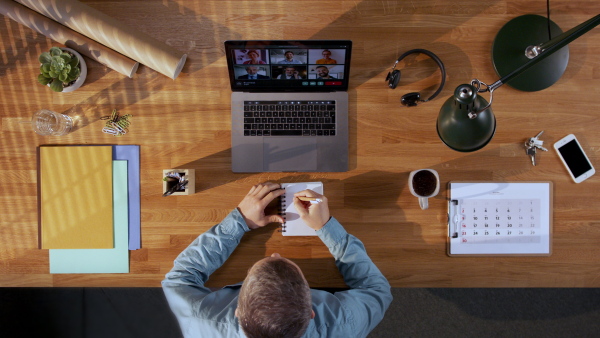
[401,92,421,107]
[387,70,401,89]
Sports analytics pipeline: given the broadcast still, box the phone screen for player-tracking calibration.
[557,139,593,178]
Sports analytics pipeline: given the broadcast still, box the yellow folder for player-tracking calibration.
[40,146,114,249]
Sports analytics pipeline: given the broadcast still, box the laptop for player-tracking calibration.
[225,40,352,172]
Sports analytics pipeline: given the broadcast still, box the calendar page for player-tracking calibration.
[447,182,552,256]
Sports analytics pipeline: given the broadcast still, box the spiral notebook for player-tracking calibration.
[280,182,323,236]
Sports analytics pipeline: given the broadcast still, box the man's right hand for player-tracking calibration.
[237,182,285,229]
[293,189,330,231]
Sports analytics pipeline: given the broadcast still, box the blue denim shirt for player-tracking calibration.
[162,209,392,338]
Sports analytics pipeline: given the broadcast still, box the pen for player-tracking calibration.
[297,196,323,204]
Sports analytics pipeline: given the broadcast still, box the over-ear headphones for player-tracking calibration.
[385,49,446,107]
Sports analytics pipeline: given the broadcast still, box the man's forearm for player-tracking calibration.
[316,217,392,337]
[162,209,249,289]
[316,217,390,292]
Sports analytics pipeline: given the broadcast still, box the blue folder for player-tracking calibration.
[114,145,141,250]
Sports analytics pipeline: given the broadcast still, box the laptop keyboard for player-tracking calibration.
[243,101,336,136]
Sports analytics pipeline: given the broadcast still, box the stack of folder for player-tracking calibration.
[38,145,141,274]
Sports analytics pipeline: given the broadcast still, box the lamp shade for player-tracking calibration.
[437,84,496,152]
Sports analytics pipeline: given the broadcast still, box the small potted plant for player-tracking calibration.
[37,47,87,93]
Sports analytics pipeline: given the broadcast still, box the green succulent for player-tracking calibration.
[37,47,81,92]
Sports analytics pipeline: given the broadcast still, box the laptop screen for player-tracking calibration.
[225,40,352,92]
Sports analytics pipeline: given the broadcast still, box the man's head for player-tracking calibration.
[284,51,294,60]
[316,66,329,77]
[245,66,259,75]
[284,67,296,76]
[237,253,313,338]
[321,50,332,59]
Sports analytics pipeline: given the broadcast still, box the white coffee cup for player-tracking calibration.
[408,169,440,210]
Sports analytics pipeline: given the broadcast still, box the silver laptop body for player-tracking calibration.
[225,40,352,172]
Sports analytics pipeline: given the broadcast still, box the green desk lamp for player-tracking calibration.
[437,14,600,152]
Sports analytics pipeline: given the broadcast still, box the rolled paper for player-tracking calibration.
[15,0,187,79]
[0,0,139,78]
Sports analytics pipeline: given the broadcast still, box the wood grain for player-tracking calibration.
[1,0,599,287]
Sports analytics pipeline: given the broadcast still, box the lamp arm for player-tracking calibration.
[468,13,600,118]
[539,14,600,53]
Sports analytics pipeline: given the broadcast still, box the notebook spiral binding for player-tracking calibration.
[278,195,287,233]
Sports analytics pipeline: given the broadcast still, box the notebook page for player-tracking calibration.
[280,182,323,236]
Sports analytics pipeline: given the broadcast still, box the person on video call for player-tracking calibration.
[238,66,269,80]
[242,50,266,64]
[278,50,303,64]
[277,66,303,79]
[316,49,337,64]
[162,182,393,338]
[315,65,336,79]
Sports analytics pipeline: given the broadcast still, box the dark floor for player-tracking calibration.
[371,288,600,338]
[1,288,599,338]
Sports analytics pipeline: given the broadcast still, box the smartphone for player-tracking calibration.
[554,134,595,183]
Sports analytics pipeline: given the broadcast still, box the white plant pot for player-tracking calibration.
[46,47,87,93]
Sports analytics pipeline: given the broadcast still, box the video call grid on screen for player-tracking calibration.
[225,40,352,92]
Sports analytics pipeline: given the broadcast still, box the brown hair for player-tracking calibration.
[237,259,312,338]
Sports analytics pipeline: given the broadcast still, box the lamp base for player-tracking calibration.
[492,14,569,92]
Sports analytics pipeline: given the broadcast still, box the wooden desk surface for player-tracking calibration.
[1,0,599,287]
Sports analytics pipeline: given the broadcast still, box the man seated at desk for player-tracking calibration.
[162,182,392,338]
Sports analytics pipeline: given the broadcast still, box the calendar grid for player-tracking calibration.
[459,199,541,244]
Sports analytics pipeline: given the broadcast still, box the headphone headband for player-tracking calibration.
[387,49,446,105]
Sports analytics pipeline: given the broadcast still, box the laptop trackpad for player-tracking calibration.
[264,138,317,171]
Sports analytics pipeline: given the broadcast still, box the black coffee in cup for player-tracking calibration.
[412,170,437,196]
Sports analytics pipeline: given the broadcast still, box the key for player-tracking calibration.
[529,131,548,151]
[526,146,537,166]
[528,137,548,151]
[525,131,548,165]
[533,139,548,152]
[271,130,302,136]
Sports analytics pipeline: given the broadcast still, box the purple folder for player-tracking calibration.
[114,145,141,250]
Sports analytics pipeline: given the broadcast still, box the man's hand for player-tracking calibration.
[293,189,330,231]
[237,182,285,229]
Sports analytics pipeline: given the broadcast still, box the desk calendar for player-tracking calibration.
[447,182,552,256]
